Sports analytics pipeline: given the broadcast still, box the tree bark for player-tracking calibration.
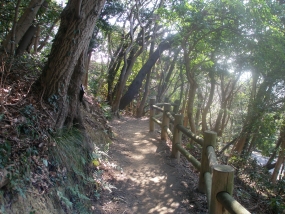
[64,51,86,129]
[38,0,106,129]
[119,40,172,110]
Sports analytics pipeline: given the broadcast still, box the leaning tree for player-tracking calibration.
[37,0,106,129]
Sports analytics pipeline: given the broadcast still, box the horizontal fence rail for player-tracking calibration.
[149,98,251,214]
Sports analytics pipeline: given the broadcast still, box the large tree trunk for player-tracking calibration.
[38,0,105,129]
[2,0,45,53]
[119,40,172,110]
[64,51,86,129]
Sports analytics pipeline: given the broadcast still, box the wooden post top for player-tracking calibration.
[213,165,235,173]
[163,103,171,111]
[204,130,217,135]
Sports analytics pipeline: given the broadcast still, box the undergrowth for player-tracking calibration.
[229,155,285,213]
[48,128,111,213]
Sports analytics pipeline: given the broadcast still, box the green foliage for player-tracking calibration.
[12,54,45,74]
[50,130,92,211]
[4,146,38,198]
[49,128,114,212]
[238,157,285,213]
[0,0,29,41]
[18,104,39,139]
[255,113,282,156]
[101,103,112,119]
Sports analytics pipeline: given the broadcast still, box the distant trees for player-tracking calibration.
[1,0,61,55]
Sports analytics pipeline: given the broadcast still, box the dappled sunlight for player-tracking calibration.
[130,154,145,160]
[106,117,205,213]
[149,175,166,183]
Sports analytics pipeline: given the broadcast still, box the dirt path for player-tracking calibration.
[94,116,207,214]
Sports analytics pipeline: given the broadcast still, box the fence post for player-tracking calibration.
[173,100,180,114]
[161,103,171,141]
[172,114,183,159]
[198,131,217,193]
[210,165,235,214]
[149,98,156,132]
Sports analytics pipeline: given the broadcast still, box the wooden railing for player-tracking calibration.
[149,98,251,214]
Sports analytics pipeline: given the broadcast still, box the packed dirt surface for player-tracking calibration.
[93,116,208,214]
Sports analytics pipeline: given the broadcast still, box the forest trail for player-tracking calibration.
[93,116,207,214]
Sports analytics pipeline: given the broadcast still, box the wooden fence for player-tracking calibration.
[149,98,251,214]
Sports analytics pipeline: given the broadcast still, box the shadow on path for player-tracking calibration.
[94,117,207,214]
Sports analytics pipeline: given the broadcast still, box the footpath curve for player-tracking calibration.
[94,116,207,214]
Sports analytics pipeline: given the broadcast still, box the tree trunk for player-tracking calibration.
[195,87,203,131]
[187,83,197,133]
[201,73,215,132]
[136,71,150,117]
[37,18,60,52]
[271,119,285,183]
[106,43,127,104]
[3,0,45,53]
[38,0,106,129]
[64,51,86,129]
[33,24,40,54]
[271,142,285,183]
[119,40,172,110]
[266,138,282,169]
[83,51,92,90]
[156,49,180,101]
[6,0,22,55]
[232,78,272,155]
[182,84,190,127]
[15,25,37,55]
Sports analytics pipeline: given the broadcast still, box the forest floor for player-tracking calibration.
[92,116,208,214]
